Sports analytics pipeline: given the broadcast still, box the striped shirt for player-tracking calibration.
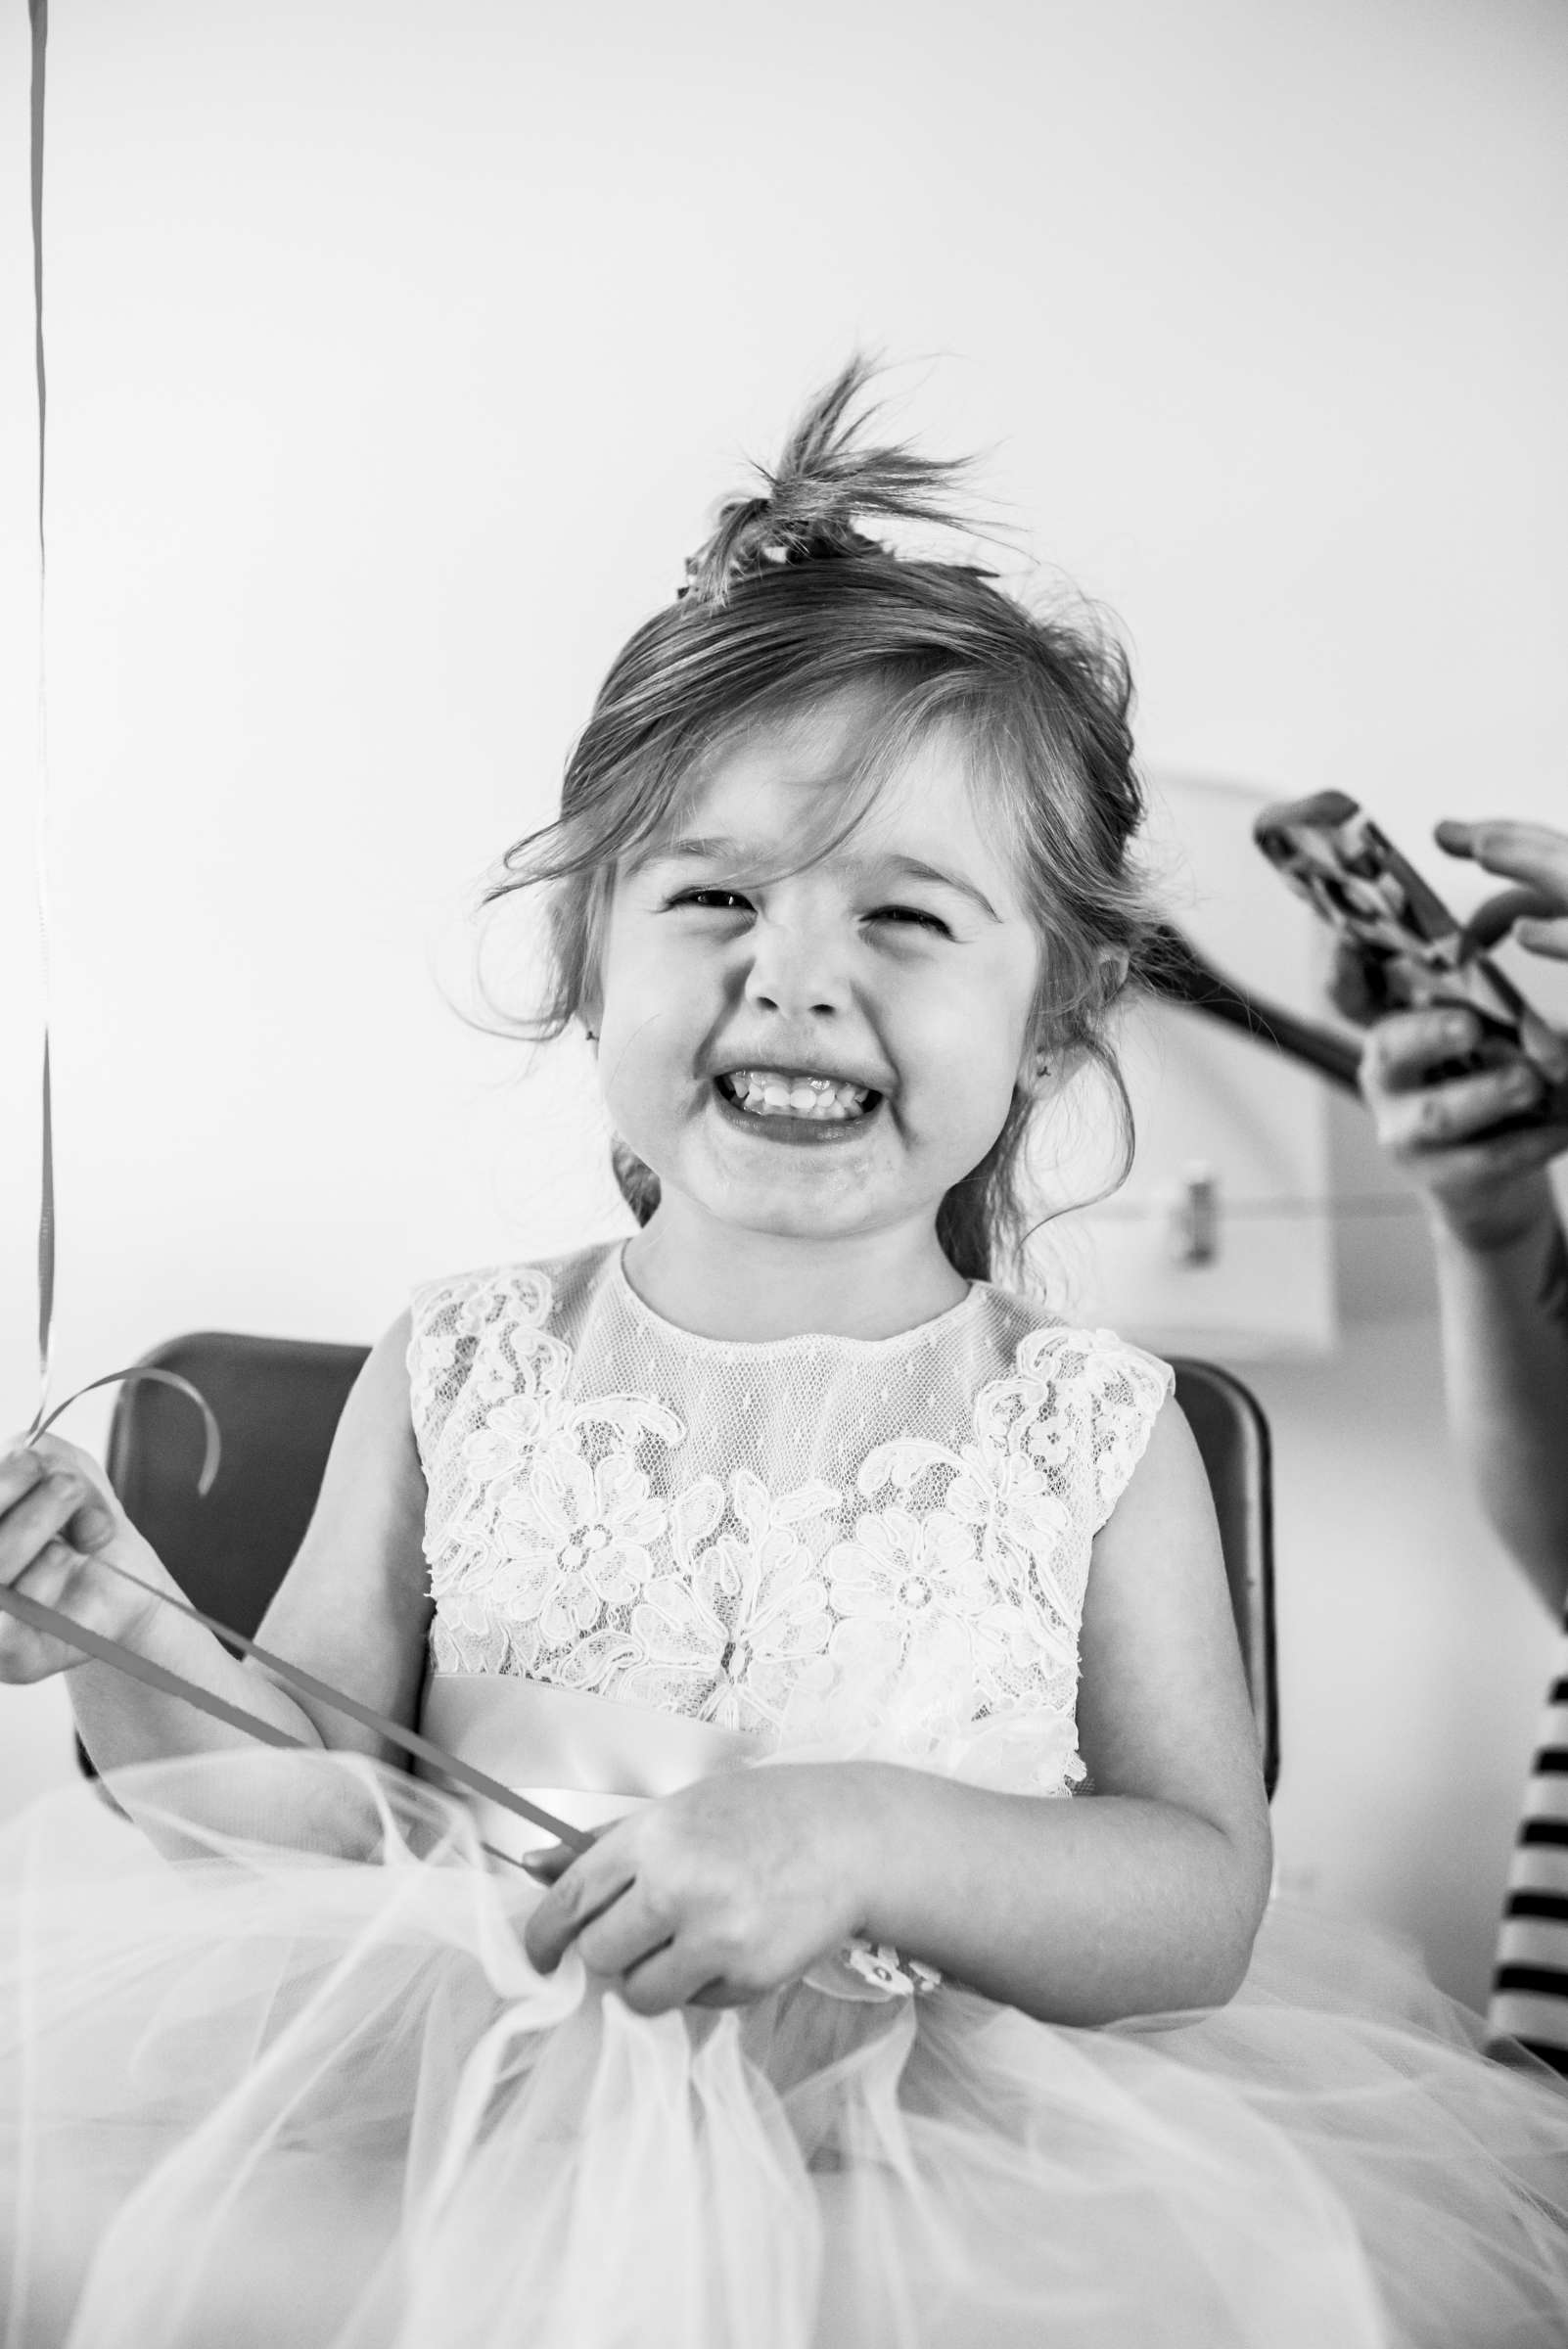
[1490,1644,1568,2071]
[1487,1176,1568,2068]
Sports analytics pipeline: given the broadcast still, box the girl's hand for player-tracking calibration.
[522,1763,875,2014]
[0,1435,163,1683]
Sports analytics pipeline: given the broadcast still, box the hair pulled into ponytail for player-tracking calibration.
[678,361,974,607]
[484,356,1161,1288]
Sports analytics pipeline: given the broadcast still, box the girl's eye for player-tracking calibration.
[663,891,950,938]
[666,889,754,914]
[871,905,952,937]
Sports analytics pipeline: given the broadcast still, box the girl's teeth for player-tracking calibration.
[723,1070,871,1121]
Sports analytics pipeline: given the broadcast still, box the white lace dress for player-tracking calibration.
[416,1245,1167,1776]
[3,1242,1568,2349]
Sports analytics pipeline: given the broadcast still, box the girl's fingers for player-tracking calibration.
[0,1470,93,1584]
[14,1539,87,1610]
[9,1432,99,1482]
[615,1944,732,2017]
[63,1499,118,1552]
[684,1983,754,2010]
[523,1842,639,1975]
[0,1440,115,1547]
[0,1540,94,1681]
[518,1840,576,1884]
[572,1884,676,1983]
[0,1447,49,1514]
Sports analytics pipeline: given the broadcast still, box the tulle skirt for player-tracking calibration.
[3,1749,1568,2348]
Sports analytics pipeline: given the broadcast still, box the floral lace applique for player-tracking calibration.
[807,1940,944,2004]
[411,1250,1173,1792]
[622,1470,840,1730]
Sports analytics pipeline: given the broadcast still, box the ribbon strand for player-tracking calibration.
[27,0,51,1425]
[0,1567,585,1858]
[85,1545,587,1847]
[22,0,190,1469]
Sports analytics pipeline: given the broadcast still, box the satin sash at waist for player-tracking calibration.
[417,1672,761,1862]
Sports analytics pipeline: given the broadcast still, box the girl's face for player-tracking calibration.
[591,695,1043,1258]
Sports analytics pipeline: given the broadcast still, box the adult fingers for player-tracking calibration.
[1326,939,1390,1029]
[1514,914,1568,964]
[1463,887,1561,950]
[1375,1063,1549,1156]
[523,1840,639,1976]
[1437,819,1568,904]
[1359,1007,1488,1099]
[1400,1122,1568,1194]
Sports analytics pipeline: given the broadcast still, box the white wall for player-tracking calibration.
[2,0,1566,2005]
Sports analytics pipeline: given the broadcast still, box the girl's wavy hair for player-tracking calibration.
[483,359,1161,1284]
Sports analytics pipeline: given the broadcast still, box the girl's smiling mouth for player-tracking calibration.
[712,1068,884,1143]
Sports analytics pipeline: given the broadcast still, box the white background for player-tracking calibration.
[1,0,1566,2004]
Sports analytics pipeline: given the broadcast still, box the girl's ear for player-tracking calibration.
[1014,945,1130,1093]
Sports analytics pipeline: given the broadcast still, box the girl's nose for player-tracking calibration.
[741,915,850,1020]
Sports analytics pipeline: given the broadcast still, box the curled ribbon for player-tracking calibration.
[13,3,582,1866]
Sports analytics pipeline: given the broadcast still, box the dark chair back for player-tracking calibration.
[1171,1357,1278,1794]
[97,1331,1278,1792]
[106,1332,369,1643]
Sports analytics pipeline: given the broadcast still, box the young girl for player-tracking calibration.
[2,363,1568,2348]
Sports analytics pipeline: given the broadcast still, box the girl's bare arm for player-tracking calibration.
[847,1401,1273,2020]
